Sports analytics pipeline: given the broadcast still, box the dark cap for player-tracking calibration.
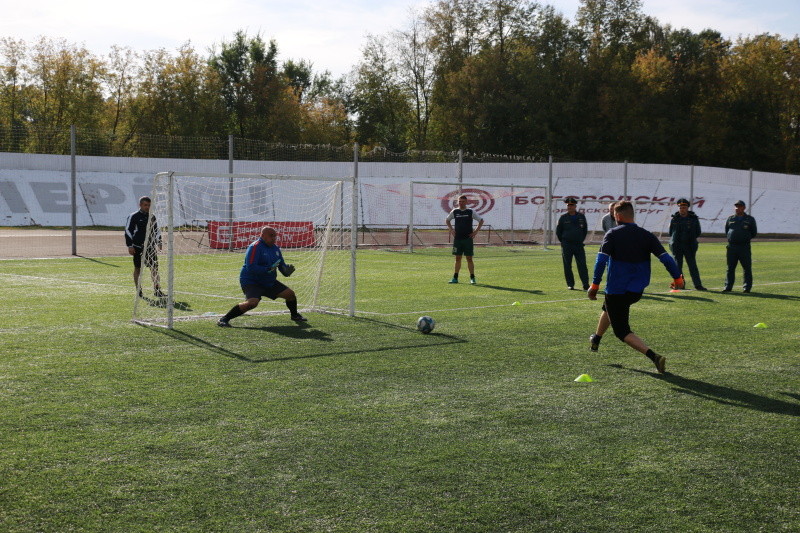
[564,196,578,205]
[677,198,690,206]
[734,200,746,207]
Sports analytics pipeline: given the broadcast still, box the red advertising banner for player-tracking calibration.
[208,221,315,249]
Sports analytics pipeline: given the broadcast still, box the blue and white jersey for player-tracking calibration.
[592,222,680,294]
[239,238,286,288]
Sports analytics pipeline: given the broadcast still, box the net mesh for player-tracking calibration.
[359,182,549,249]
[132,172,354,327]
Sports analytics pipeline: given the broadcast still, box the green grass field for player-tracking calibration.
[1,242,798,532]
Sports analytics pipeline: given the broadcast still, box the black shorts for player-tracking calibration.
[242,281,290,301]
[133,248,158,269]
[602,292,643,341]
[452,237,475,257]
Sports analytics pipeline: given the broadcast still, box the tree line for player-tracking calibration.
[1,0,798,173]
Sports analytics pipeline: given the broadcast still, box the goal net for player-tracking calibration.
[132,172,356,328]
[559,198,673,245]
[359,181,550,251]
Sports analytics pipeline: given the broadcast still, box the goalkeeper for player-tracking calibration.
[586,201,683,374]
[217,226,306,327]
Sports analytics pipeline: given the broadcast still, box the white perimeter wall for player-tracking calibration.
[1,153,798,234]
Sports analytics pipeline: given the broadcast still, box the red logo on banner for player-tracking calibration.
[441,188,495,215]
[208,221,315,249]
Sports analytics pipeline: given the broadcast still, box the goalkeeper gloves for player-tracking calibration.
[281,264,295,277]
[670,275,685,290]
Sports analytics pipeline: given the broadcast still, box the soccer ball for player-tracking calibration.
[417,316,435,334]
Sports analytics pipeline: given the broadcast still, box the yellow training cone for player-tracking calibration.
[574,374,594,382]
[512,301,520,306]
[753,323,767,328]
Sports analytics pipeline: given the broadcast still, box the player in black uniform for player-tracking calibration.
[125,196,164,298]
[445,195,484,284]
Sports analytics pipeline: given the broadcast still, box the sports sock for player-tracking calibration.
[645,349,658,362]
[224,304,245,321]
[453,273,459,279]
[286,299,299,316]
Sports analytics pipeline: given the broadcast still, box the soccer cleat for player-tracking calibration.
[137,289,143,298]
[721,288,732,292]
[291,314,308,322]
[217,318,231,327]
[695,286,708,291]
[154,288,166,298]
[589,334,601,352]
[743,288,751,293]
[449,278,459,284]
[582,285,590,291]
[567,286,574,290]
[654,355,666,374]
[470,277,476,285]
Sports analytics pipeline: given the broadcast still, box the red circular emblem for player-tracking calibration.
[441,188,495,215]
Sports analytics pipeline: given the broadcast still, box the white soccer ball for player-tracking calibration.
[417,316,435,334]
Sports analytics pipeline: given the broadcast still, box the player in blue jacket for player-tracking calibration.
[217,226,306,326]
[586,201,684,374]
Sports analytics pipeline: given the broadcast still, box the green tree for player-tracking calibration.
[209,30,299,141]
[351,34,412,151]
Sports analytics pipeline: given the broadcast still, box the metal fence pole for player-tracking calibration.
[71,125,77,256]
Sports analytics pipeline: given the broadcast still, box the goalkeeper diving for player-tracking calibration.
[217,226,306,327]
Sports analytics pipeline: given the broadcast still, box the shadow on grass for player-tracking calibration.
[76,256,121,268]
[478,284,543,295]
[149,314,466,364]
[732,291,800,302]
[640,293,713,302]
[611,364,799,416]
[138,296,192,311]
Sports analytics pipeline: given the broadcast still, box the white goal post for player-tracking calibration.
[132,172,357,328]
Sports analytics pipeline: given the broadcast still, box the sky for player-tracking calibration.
[2,0,799,79]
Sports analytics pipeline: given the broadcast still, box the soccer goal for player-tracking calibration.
[132,172,356,328]
[359,181,549,251]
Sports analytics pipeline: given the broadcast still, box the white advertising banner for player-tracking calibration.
[1,154,797,234]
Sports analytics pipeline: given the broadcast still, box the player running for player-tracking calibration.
[586,201,684,373]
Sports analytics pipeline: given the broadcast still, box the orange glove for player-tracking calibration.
[670,275,685,290]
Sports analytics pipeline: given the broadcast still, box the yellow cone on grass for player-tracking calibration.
[512,301,520,306]
[574,374,594,382]
[753,323,767,328]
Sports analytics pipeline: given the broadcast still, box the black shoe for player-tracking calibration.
[137,289,143,298]
[217,318,231,327]
[154,288,166,298]
[743,288,751,293]
[695,286,707,291]
[291,314,308,322]
[567,286,574,290]
[722,288,732,292]
[583,285,590,291]
[590,334,601,352]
